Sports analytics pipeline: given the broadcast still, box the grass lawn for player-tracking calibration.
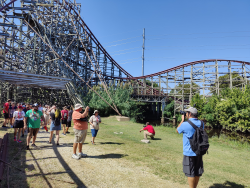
[97,117,250,188]
[0,117,249,187]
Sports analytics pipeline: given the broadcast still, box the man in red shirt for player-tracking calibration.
[140,122,155,140]
[72,104,89,160]
[2,99,11,128]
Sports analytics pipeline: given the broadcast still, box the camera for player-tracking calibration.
[180,110,186,116]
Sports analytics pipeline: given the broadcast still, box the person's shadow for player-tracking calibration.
[209,181,246,188]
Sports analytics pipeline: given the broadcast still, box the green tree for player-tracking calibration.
[209,71,245,94]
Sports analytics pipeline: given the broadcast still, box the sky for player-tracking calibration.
[77,0,250,77]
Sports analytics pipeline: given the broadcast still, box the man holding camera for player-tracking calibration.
[72,103,89,160]
[176,107,204,188]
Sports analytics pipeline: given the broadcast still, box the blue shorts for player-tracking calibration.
[91,129,99,137]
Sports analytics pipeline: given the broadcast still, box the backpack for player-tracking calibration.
[187,120,209,156]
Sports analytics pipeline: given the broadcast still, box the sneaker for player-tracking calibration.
[66,131,70,134]
[31,144,37,148]
[41,126,44,129]
[14,137,16,142]
[21,134,24,138]
[10,125,13,128]
[47,141,52,144]
[72,154,80,160]
[26,145,29,150]
[62,133,66,136]
[2,125,7,128]
[78,152,87,158]
[17,140,22,143]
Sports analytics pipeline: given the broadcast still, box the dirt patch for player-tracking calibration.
[3,128,186,188]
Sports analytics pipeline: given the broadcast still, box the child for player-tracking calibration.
[13,105,25,143]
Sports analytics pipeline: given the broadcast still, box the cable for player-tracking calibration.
[100,29,141,38]
[146,44,250,48]
[103,36,141,44]
[105,40,141,48]
[147,35,250,41]
[118,57,141,62]
[108,47,141,54]
[112,50,141,56]
[146,30,250,37]
[146,47,250,51]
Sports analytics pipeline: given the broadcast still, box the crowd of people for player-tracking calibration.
[2,98,205,187]
[1,99,102,160]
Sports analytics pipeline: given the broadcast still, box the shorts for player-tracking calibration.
[91,129,99,137]
[73,129,87,143]
[183,155,204,177]
[13,120,24,128]
[66,121,71,127]
[4,113,9,119]
[50,121,61,131]
[28,128,39,137]
[62,119,67,124]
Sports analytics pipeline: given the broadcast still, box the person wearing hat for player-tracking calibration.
[72,103,90,160]
[24,103,46,150]
[176,107,204,188]
[89,110,102,145]
[13,105,25,143]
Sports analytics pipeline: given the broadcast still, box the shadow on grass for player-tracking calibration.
[209,181,246,188]
[99,142,124,145]
[152,138,162,140]
[88,153,128,159]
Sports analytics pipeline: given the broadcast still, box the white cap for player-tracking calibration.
[184,107,198,114]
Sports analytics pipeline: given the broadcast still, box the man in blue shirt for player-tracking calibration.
[176,107,204,188]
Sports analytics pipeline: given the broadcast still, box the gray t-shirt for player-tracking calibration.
[89,115,101,130]
[67,110,73,122]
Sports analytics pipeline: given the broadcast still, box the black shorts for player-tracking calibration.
[183,155,204,177]
[66,121,71,127]
[62,119,67,124]
[4,113,9,119]
[13,120,24,128]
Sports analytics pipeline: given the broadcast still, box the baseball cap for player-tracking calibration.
[18,105,23,109]
[184,107,198,114]
[33,103,38,107]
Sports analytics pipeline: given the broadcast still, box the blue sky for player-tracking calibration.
[78,0,250,77]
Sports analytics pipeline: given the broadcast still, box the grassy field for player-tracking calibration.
[97,117,249,187]
[0,117,249,187]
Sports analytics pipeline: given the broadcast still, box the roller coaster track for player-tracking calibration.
[1,0,250,113]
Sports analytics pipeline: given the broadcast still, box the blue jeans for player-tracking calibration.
[91,129,99,137]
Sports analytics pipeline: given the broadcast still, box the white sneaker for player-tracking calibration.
[72,154,80,160]
[78,152,87,158]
